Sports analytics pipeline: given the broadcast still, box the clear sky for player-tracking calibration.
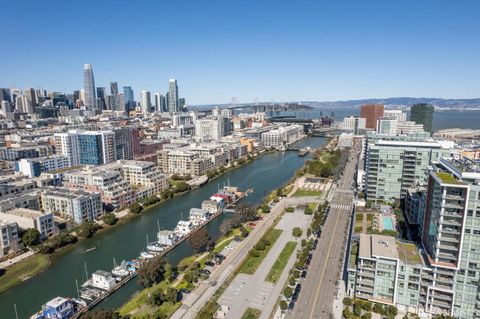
[1,0,479,105]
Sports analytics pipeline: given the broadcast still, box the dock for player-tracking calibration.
[31,186,253,319]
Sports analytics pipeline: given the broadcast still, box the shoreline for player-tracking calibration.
[0,147,279,295]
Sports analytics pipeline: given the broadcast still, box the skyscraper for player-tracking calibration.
[24,88,37,107]
[410,103,434,133]
[154,93,161,112]
[96,87,106,110]
[360,104,384,129]
[179,98,186,111]
[168,79,179,113]
[140,90,151,115]
[110,82,118,96]
[83,64,96,109]
[0,88,12,104]
[123,86,134,113]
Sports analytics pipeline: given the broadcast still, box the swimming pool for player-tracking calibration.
[383,216,394,231]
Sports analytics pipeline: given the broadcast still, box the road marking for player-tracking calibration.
[308,183,346,319]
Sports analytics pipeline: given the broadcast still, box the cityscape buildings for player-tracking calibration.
[410,103,435,133]
[168,79,179,113]
[360,104,384,129]
[83,64,96,110]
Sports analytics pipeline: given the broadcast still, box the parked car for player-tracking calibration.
[288,301,295,310]
[200,269,211,275]
[301,270,307,278]
[205,261,215,267]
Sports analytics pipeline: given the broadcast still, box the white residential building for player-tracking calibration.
[0,221,20,257]
[0,208,54,238]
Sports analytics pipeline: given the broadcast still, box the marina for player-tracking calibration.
[29,186,251,319]
[0,136,325,319]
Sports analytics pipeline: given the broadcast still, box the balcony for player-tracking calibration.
[441,219,461,227]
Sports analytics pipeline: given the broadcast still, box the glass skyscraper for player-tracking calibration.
[168,79,179,113]
[83,64,96,109]
[410,103,434,133]
[123,86,135,113]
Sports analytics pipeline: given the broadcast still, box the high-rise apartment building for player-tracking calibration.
[54,131,116,166]
[168,79,179,113]
[83,64,96,109]
[360,104,384,129]
[421,156,480,318]
[140,90,151,115]
[123,86,134,113]
[365,134,452,203]
[410,104,434,133]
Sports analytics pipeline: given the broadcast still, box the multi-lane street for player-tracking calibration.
[287,142,360,319]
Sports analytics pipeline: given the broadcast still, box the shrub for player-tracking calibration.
[286,207,294,213]
[129,202,143,214]
[78,222,102,239]
[248,249,260,257]
[102,213,118,225]
[292,227,302,238]
[342,297,353,306]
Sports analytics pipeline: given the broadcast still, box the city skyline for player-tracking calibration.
[1,0,479,104]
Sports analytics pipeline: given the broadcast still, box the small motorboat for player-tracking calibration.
[146,242,164,252]
[84,247,96,253]
[140,251,155,259]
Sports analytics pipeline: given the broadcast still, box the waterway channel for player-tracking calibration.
[0,136,325,319]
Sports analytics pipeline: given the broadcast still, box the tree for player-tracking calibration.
[164,262,175,282]
[292,227,302,238]
[149,289,165,306]
[342,297,352,306]
[276,188,283,197]
[80,309,121,319]
[137,258,166,288]
[342,307,353,319]
[188,228,211,253]
[304,207,313,215]
[22,228,41,247]
[362,313,372,319]
[283,286,293,298]
[279,300,288,311]
[161,189,174,200]
[219,219,232,235]
[373,303,383,314]
[174,181,190,193]
[165,287,178,303]
[129,202,143,214]
[235,203,257,222]
[78,222,101,239]
[102,213,118,225]
[260,205,270,213]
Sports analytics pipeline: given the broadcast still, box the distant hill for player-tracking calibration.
[302,97,480,109]
[192,97,480,110]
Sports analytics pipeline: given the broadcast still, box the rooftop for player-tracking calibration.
[435,172,463,185]
[396,242,422,265]
[359,233,398,260]
[3,208,47,219]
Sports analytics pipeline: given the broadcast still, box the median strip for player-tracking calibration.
[265,241,297,283]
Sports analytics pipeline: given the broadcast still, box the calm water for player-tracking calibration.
[0,137,326,319]
[277,109,480,130]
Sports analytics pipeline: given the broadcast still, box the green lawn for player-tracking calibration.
[118,280,180,317]
[292,189,321,197]
[241,307,261,319]
[238,229,283,274]
[307,202,318,211]
[0,254,50,293]
[266,241,297,283]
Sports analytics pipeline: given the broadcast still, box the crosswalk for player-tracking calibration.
[330,203,353,211]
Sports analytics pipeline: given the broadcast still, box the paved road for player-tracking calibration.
[287,143,360,319]
[171,198,289,319]
[219,210,312,319]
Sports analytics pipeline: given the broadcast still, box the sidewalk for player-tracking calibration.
[0,250,35,269]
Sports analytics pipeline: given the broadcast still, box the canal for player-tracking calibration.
[0,136,325,319]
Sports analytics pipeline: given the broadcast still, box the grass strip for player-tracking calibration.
[238,229,283,274]
[0,254,49,293]
[241,307,261,319]
[265,241,297,283]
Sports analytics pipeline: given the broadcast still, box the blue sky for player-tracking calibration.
[1,0,479,104]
